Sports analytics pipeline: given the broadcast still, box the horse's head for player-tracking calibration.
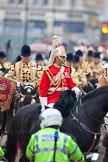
[20,83,38,106]
[82,85,108,114]
[79,85,108,130]
[20,83,38,97]
[54,90,76,118]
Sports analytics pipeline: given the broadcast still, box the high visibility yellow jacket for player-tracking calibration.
[0,147,4,159]
[26,128,84,162]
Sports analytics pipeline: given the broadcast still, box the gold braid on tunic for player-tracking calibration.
[45,68,65,95]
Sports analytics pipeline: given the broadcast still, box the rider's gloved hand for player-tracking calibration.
[72,86,82,98]
[16,81,20,88]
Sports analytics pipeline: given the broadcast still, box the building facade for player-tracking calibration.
[0,0,104,61]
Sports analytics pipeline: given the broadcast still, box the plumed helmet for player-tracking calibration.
[21,45,31,56]
[93,52,100,59]
[35,53,43,61]
[48,35,66,65]
[87,50,94,57]
[0,51,6,58]
[40,108,63,129]
[75,50,83,57]
[66,52,73,61]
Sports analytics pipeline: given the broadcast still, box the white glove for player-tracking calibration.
[39,97,47,111]
[16,81,21,88]
[72,86,82,98]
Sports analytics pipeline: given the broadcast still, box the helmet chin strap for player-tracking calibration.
[58,56,65,65]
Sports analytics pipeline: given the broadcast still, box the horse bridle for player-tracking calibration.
[70,96,101,135]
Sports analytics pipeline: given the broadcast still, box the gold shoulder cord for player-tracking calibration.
[45,69,65,95]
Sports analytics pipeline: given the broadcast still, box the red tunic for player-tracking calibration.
[39,65,76,104]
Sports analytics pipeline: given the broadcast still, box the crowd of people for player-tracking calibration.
[0,35,108,161]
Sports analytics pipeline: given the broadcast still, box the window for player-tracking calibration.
[70,0,76,6]
[3,19,22,34]
[28,20,46,33]
[54,21,85,33]
[54,0,64,6]
[8,0,15,4]
[33,0,48,5]
[8,0,23,4]
[17,0,23,4]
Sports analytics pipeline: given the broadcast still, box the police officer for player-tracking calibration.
[26,108,85,162]
[0,146,4,160]
[6,45,37,86]
[39,36,82,110]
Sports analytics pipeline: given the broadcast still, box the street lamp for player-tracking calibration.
[23,0,29,44]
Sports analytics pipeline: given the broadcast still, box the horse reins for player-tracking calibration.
[70,97,102,152]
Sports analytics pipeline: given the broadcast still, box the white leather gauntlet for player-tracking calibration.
[39,97,47,111]
[72,86,82,98]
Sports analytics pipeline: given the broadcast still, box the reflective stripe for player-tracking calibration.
[79,155,83,162]
[34,133,68,156]
[48,87,69,91]
[69,145,78,157]
[28,146,36,155]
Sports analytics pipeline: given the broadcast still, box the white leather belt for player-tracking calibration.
[48,87,69,91]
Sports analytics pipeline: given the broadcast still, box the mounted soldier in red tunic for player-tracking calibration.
[39,35,82,111]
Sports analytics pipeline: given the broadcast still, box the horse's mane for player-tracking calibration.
[54,90,76,118]
[82,85,108,103]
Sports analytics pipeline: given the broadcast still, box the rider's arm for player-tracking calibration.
[26,134,36,160]
[68,136,85,162]
[0,147,4,160]
[5,64,15,78]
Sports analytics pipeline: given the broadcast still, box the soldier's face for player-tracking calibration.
[65,60,72,67]
[36,60,43,66]
[94,58,100,63]
[58,56,65,65]
[21,56,30,63]
[0,58,5,64]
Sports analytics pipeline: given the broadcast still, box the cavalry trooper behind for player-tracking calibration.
[65,53,82,87]
[72,55,88,89]
[39,35,82,110]
[35,53,44,85]
[26,108,85,162]
[92,52,102,80]
[0,51,11,76]
[0,146,4,160]
[98,62,108,87]
[6,45,37,86]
